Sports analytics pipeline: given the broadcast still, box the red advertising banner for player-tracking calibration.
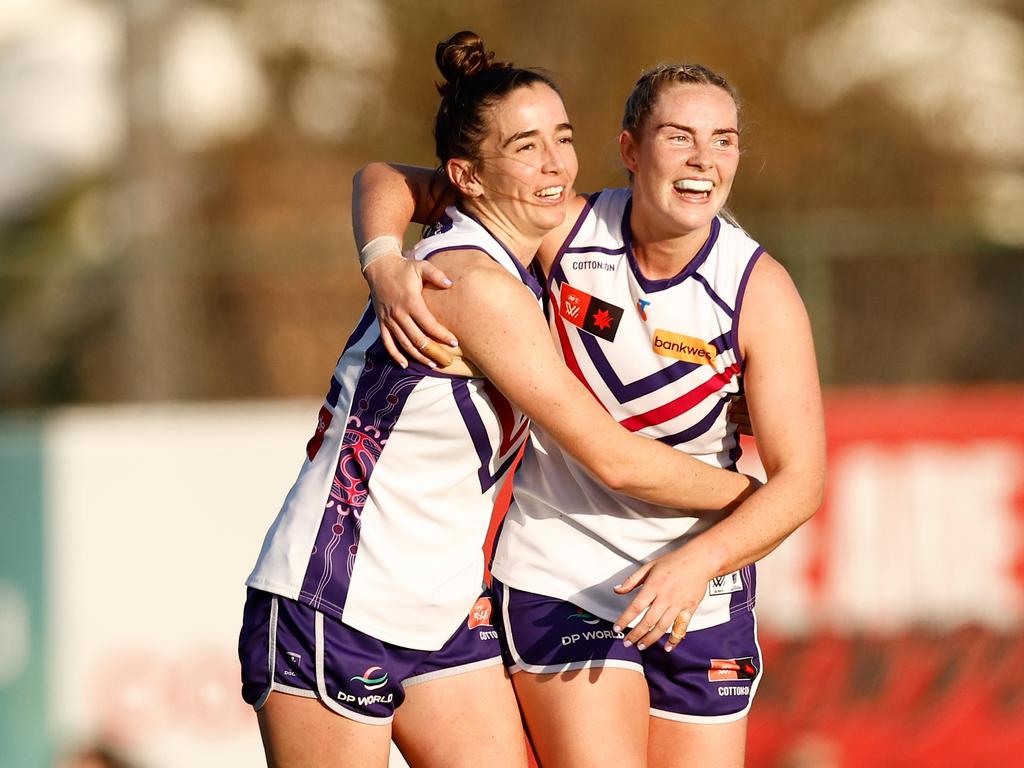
[746,387,1024,767]
[487,387,1024,767]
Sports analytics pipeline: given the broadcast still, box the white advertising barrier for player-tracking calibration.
[35,390,1024,766]
[45,402,412,768]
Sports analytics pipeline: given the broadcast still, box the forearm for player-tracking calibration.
[605,438,760,512]
[676,463,824,577]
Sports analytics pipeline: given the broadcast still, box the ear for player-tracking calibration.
[446,158,483,198]
[619,130,640,176]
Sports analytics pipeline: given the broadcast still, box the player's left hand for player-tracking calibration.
[612,546,715,653]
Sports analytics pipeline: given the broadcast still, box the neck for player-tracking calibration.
[629,211,714,281]
[461,199,544,267]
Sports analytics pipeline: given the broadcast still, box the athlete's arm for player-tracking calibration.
[351,162,458,367]
[425,248,761,511]
[612,253,826,651]
[351,162,586,365]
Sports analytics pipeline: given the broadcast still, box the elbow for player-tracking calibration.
[590,459,629,493]
[798,470,827,523]
[352,162,391,191]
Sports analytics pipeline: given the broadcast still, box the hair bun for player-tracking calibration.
[435,30,505,91]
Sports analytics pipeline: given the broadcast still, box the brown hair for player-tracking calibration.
[433,30,561,166]
[621,63,740,137]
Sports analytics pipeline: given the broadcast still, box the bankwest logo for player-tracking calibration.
[708,657,758,682]
[652,330,717,366]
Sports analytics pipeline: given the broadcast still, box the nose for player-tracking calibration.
[541,141,566,174]
[688,140,712,170]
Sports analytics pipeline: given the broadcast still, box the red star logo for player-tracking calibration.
[591,309,613,330]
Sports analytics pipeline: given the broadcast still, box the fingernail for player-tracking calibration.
[622,640,632,648]
[427,361,437,369]
[637,643,646,651]
[612,625,622,633]
[448,338,459,347]
[665,645,675,653]
[442,278,453,287]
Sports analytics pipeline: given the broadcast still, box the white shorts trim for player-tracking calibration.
[510,657,645,677]
[402,656,503,688]
[649,606,763,724]
[500,582,644,677]
[313,612,393,726]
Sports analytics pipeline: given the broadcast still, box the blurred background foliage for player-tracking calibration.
[1,0,1022,408]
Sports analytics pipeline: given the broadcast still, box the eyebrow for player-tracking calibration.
[657,122,740,136]
[501,122,574,149]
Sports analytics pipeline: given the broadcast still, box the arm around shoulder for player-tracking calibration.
[426,253,759,512]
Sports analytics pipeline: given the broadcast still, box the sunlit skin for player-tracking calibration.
[447,83,578,263]
[620,83,740,279]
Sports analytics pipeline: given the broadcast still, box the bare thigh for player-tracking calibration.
[513,667,649,768]
[392,663,528,768]
[257,691,393,768]
[648,715,748,768]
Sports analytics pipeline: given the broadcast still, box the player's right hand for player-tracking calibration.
[364,253,457,368]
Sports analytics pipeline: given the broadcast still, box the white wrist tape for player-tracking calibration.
[359,235,403,273]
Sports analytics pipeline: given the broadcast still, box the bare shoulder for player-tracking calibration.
[424,249,536,324]
[745,252,806,313]
[739,252,814,356]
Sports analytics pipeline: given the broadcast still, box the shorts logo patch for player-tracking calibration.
[568,609,602,625]
[652,330,717,366]
[306,405,334,461]
[559,284,624,342]
[467,597,493,629]
[350,665,389,691]
[708,657,758,682]
[708,571,743,596]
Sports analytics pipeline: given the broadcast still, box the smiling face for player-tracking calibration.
[620,82,740,244]
[448,83,578,246]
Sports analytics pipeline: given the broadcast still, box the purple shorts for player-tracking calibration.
[493,573,762,723]
[238,588,503,724]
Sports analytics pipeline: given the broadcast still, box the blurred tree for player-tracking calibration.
[0,0,1021,406]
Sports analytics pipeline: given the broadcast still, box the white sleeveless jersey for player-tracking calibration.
[492,188,764,631]
[247,206,538,650]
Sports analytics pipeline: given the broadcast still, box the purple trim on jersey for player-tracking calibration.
[624,206,721,294]
[299,358,423,617]
[656,397,728,446]
[422,243,543,302]
[727,437,743,468]
[451,379,526,493]
[453,207,544,299]
[730,246,765,372]
[547,191,602,299]
[732,564,756,612]
[573,328,731,404]
[691,272,735,317]
[340,304,377,355]
[326,376,343,409]
[563,245,627,256]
